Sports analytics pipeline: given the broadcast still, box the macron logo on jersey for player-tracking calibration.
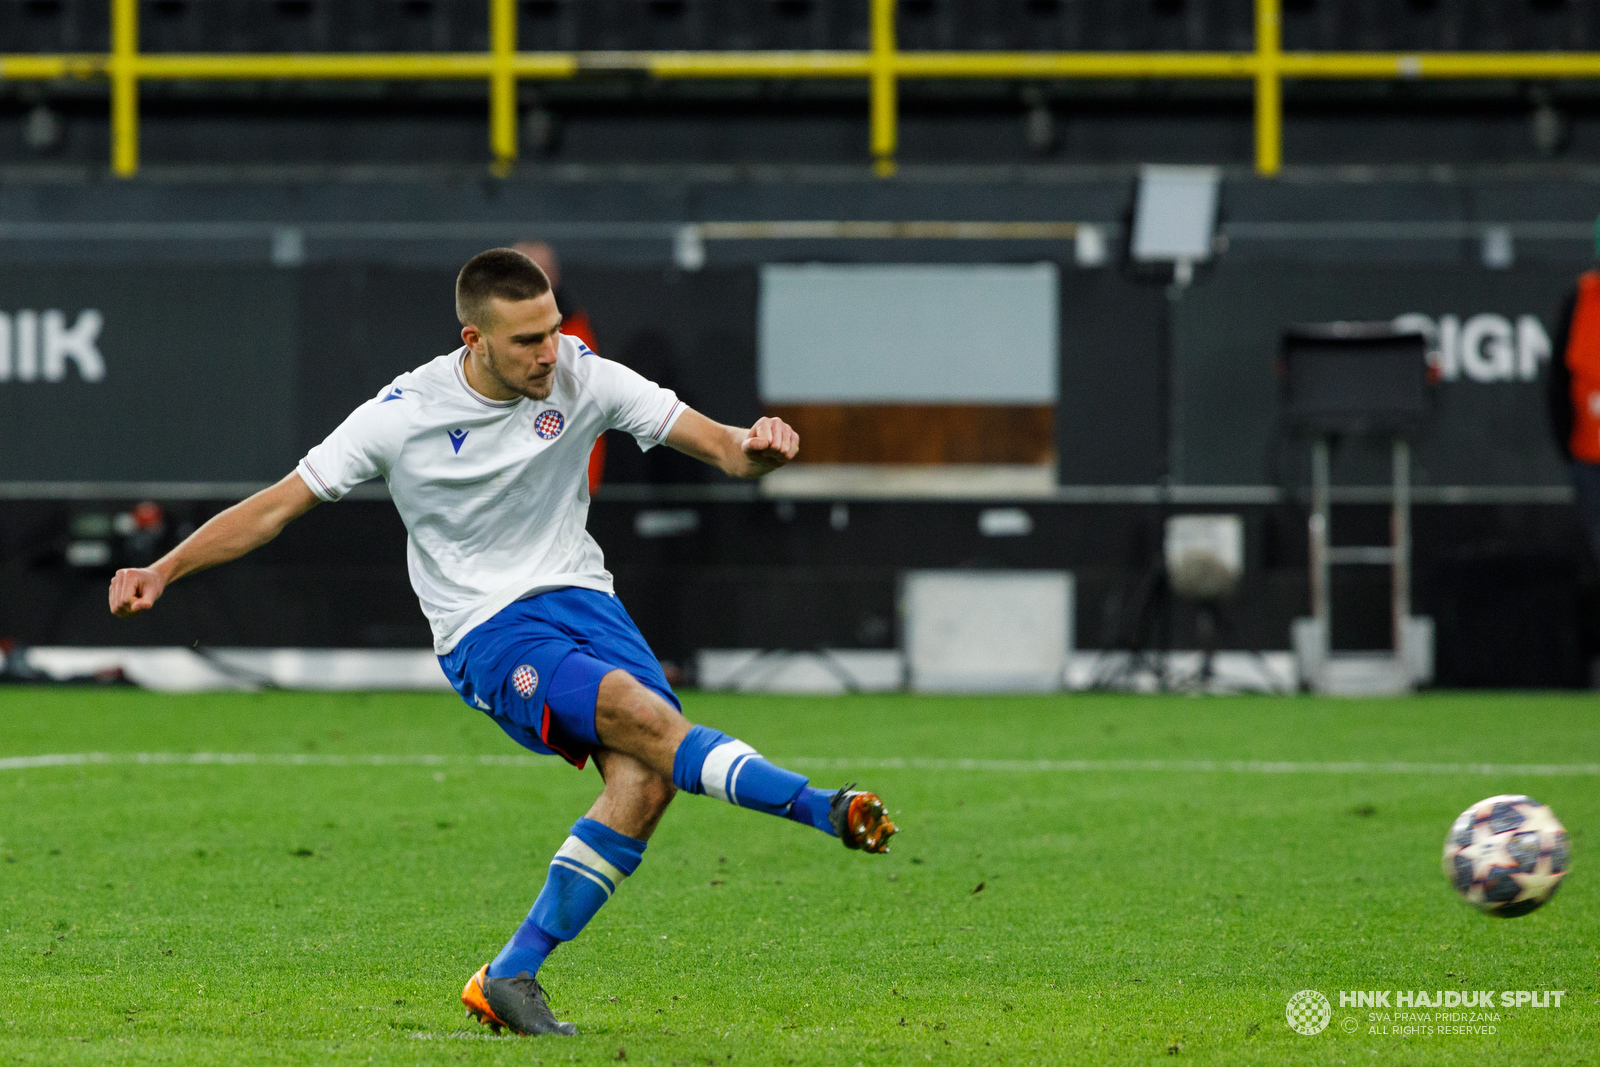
[448,428,469,454]
[381,387,404,403]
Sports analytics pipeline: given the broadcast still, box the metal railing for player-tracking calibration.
[6,0,1600,178]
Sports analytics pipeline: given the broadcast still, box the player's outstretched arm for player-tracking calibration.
[664,409,798,478]
[108,472,321,618]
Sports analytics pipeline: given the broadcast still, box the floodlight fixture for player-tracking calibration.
[1130,165,1221,285]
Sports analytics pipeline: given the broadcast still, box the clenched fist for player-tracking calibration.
[740,416,799,474]
[109,567,167,618]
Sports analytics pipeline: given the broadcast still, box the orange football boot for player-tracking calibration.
[829,785,898,853]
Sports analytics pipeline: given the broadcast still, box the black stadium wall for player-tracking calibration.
[0,264,759,485]
[1064,263,1573,490]
[1,260,1593,683]
[0,260,1578,489]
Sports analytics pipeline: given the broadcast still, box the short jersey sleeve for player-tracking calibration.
[296,390,410,502]
[587,355,685,451]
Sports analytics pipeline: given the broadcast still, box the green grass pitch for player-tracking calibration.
[1,687,1595,1065]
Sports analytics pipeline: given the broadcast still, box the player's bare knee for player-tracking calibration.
[596,670,684,742]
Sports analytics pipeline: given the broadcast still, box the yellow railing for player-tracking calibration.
[4,0,1600,178]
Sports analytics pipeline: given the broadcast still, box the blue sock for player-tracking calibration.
[671,723,818,821]
[486,817,647,979]
[784,785,838,836]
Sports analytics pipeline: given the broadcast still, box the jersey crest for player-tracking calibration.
[511,664,538,698]
[534,409,565,440]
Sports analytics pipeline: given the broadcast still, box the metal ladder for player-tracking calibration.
[1294,437,1433,694]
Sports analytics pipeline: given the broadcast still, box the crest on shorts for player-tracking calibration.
[511,664,538,698]
[534,409,565,440]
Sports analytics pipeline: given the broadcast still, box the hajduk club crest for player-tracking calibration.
[534,409,565,440]
[511,664,538,698]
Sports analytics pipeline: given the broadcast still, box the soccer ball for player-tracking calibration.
[1442,795,1570,918]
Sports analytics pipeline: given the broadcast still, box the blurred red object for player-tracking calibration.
[131,501,165,531]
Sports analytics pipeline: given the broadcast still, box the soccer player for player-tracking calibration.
[107,248,897,1037]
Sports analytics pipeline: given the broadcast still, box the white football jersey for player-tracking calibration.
[296,335,685,652]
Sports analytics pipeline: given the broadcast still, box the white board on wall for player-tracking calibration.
[902,570,1074,693]
[758,263,1059,403]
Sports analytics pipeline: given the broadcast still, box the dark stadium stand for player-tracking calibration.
[7,0,1600,56]
[12,0,1600,171]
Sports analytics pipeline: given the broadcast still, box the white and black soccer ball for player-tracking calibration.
[1442,794,1570,918]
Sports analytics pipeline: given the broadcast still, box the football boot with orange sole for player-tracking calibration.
[829,784,898,853]
[462,964,577,1036]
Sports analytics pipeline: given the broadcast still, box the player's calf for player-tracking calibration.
[588,748,676,839]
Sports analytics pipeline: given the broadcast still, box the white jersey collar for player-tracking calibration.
[453,347,523,409]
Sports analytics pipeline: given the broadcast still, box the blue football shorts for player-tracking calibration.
[437,587,680,769]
